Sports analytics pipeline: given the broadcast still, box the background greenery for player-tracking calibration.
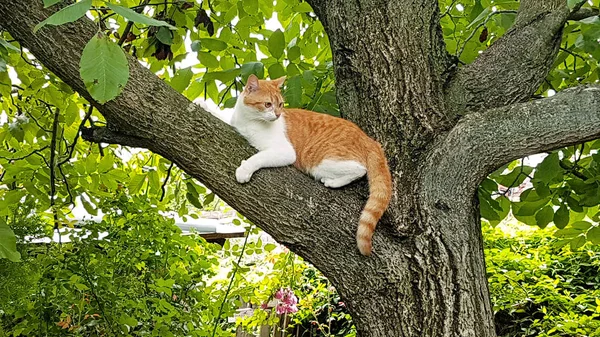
[1,0,600,336]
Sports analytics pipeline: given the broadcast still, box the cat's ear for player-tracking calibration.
[246,74,260,93]
[273,76,286,88]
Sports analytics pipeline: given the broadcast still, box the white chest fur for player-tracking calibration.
[231,107,293,152]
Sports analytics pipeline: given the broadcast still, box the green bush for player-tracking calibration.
[0,197,239,337]
[485,224,600,337]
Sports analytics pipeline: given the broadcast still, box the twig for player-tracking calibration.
[441,0,459,18]
[0,145,49,161]
[559,159,588,180]
[24,110,52,132]
[58,105,93,166]
[57,164,74,207]
[118,0,150,46]
[49,105,60,230]
[211,226,252,337]
[160,162,174,202]
[218,80,237,106]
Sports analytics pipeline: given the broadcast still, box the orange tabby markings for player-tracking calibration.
[230,74,392,256]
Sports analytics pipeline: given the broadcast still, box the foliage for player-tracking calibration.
[0,199,247,336]
[485,224,600,337]
[437,0,600,245]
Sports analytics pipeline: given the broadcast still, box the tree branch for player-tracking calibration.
[425,85,600,207]
[445,0,571,113]
[568,7,599,21]
[306,0,453,150]
[0,0,389,294]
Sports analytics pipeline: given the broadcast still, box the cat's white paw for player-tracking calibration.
[236,161,254,184]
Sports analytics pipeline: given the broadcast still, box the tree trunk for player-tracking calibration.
[2,1,599,337]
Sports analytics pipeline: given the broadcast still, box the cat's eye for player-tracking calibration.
[279,102,283,108]
[265,102,272,108]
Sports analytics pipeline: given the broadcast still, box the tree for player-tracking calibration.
[1,0,600,336]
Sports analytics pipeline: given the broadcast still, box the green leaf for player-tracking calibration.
[34,0,92,33]
[554,227,582,238]
[198,51,220,69]
[534,152,563,183]
[535,205,554,229]
[242,0,258,14]
[570,235,586,250]
[190,40,202,52]
[170,67,193,93]
[0,221,20,262]
[0,39,19,53]
[106,3,177,29]
[292,2,313,13]
[85,154,97,173]
[148,170,160,190]
[264,243,276,252]
[567,195,584,213]
[203,192,215,206]
[268,63,286,79]
[199,38,227,51]
[240,62,264,81]
[186,192,202,208]
[44,0,63,8]
[587,226,600,244]
[268,29,285,59]
[554,204,570,229]
[513,197,550,216]
[284,75,302,107]
[479,196,500,221]
[223,6,237,22]
[80,33,129,104]
[98,155,113,172]
[571,220,592,230]
[81,197,97,216]
[288,46,301,62]
[129,174,146,194]
[156,27,173,45]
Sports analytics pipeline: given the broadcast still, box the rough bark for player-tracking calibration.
[445,0,571,113]
[1,1,598,337]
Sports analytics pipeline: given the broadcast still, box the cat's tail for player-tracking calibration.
[357,144,392,256]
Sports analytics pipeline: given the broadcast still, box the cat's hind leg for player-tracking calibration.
[311,159,366,188]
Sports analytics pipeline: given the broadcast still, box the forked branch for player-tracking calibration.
[425,85,600,206]
[445,0,571,113]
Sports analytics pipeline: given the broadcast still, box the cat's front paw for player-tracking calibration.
[236,161,254,184]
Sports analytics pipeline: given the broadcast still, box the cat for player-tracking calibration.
[197,74,392,256]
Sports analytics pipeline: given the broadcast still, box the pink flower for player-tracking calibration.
[274,288,285,300]
[272,288,299,314]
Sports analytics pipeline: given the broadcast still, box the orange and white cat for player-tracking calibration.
[198,75,392,256]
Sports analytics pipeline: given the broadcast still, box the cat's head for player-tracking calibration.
[238,74,286,122]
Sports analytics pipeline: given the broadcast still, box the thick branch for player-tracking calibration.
[0,0,395,298]
[425,85,600,208]
[306,0,453,150]
[445,0,570,113]
[568,7,599,21]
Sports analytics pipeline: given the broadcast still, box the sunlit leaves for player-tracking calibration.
[80,33,129,103]
[199,38,228,51]
[0,220,20,262]
[268,29,285,59]
[34,0,92,33]
[106,3,177,30]
[241,61,265,80]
